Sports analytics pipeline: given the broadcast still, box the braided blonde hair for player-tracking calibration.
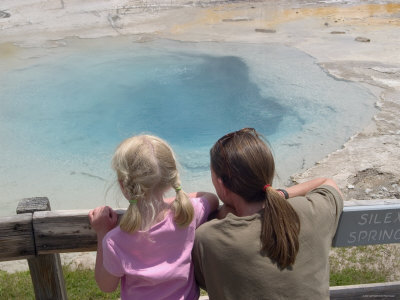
[112,135,194,233]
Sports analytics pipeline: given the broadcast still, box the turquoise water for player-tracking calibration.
[0,38,376,215]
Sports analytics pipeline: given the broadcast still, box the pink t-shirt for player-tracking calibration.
[102,197,211,300]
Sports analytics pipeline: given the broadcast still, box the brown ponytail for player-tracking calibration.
[261,188,300,269]
[210,128,300,269]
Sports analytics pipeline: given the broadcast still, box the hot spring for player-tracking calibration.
[0,38,377,216]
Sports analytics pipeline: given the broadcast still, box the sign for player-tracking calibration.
[333,204,400,247]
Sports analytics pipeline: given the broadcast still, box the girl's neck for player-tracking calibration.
[151,195,171,223]
[231,195,264,217]
[138,193,172,230]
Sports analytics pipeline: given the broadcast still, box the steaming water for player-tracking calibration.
[0,38,376,216]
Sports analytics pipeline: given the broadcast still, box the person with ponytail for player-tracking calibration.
[192,128,343,300]
[89,134,218,300]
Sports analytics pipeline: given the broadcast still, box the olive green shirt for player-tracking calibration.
[193,185,343,300]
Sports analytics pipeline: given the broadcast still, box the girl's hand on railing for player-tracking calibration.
[89,206,118,236]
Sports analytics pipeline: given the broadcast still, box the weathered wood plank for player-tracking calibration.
[16,197,51,214]
[33,209,125,254]
[3,201,400,259]
[0,213,35,261]
[198,281,400,300]
[17,197,67,300]
[28,201,400,252]
[27,254,67,300]
[343,199,400,207]
[333,200,400,247]
[33,210,97,253]
[330,281,400,299]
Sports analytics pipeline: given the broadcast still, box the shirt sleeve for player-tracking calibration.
[191,197,211,228]
[102,231,125,277]
[192,226,207,290]
[306,184,344,235]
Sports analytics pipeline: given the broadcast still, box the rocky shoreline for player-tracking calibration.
[292,62,400,201]
[1,0,399,274]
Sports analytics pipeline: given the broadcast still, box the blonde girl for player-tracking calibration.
[89,135,218,300]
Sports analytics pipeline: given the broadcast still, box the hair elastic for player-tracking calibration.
[129,199,138,205]
[263,184,271,192]
[175,186,182,192]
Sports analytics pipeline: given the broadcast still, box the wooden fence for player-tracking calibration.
[1,197,400,299]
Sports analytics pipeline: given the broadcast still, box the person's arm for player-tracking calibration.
[187,192,219,213]
[88,206,120,292]
[286,177,342,198]
[192,229,207,290]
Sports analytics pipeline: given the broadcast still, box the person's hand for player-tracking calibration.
[89,206,118,235]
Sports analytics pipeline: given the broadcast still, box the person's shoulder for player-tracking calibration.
[289,184,342,205]
[309,184,342,199]
[194,218,220,245]
[289,184,344,225]
[190,195,211,212]
[196,216,221,232]
[310,184,343,209]
[195,214,238,237]
[104,226,124,242]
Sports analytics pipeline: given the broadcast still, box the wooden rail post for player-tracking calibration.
[17,197,67,300]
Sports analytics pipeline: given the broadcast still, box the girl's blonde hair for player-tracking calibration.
[112,135,194,233]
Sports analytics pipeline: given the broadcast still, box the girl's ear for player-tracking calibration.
[217,177,229,200]
[217,177,224,189]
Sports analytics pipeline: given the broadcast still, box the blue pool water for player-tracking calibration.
[0,38,377,215]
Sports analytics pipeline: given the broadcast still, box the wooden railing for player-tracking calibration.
[1,197,400,299]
